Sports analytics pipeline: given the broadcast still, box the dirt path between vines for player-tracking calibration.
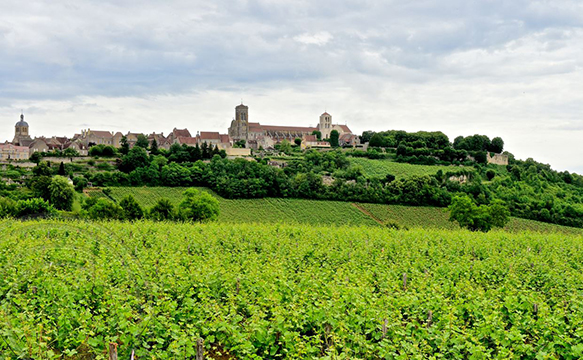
[351,203,384,226]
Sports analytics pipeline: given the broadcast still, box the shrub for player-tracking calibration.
[486,169,496,181]
[148,198,175,221]
[87,199,124,220]
[15,198,56,219]
[120,195,144,220]
[0,197,16,218]
[178,188,220,222]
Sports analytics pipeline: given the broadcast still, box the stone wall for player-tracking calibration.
[487,153,509,166]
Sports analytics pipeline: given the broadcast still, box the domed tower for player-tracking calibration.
[13,113,32,145]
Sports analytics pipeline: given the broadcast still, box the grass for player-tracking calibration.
[350,157,468,179]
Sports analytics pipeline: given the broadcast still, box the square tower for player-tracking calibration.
[319,112,332,139]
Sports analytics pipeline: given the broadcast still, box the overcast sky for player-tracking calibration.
[1,0,582,173]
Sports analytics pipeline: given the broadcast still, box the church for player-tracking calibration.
[228,103,357,149]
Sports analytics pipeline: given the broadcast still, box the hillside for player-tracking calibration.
[87,187,583,234]
[349,157,466,179]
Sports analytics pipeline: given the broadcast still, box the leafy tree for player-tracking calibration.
[136,134,149,149]
[87,198,124,220]
[279,140,293,155]
[294,138,302,146]
[448,195,509,232]
[119,146,150,173]
[234,140,246,148]
[360,131,375,144]
[489,137,504,153]
[49,176,75,211]
[120,135,130,155]
[29,152,42,163]
[148,198,175,221]
[73,176,88,192]
[178,188,220,222]
[30,176,53,201]
[150,138,159,155]
[312,130,322,140]
[33,161,53,176]
[120,195,144,220]
[63,148,79,157]
[330,130,340,147]
[369,133,384,147]
[474,151,488,164]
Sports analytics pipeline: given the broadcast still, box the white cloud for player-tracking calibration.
[293,31,333,46]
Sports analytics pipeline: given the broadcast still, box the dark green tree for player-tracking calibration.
[312,130,322,140]
[119,146,150,173]
[120,135,130,155]
[120,195,144,220]
[150,138,159,155]
[294,138,302,146]
[136,134,149,149]
[369,133,384,147]
[330,130,339,148]
[58,162,66,176]
[489,137,504,153]
[148,198,175,221]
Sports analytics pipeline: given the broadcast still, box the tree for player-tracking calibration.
[33,161,53,176]
[489,137,504,153]
[234,140,246,148]
[119,146,150,173]
[136,134,149,149]
[120,195,144,220]
[178,188,220,222]
[474,151,487,164]
[330,130,340,147]
[148,198,175,221]
[369,133,384,147]
[150,139,159,155]
[30,176,53,201]
[294,138,302,146]
[0,197,16,218]
[312,130,322,140]
[15,198,55,219]
[87,198,124,220]
[48,176,76,211]
[486,169,496,181]
[58,162,66,176]
[360,131,375,144]
[448,195,509,232]
[29,152,42,163]
[279,140,292,155]
[120,135,130,155]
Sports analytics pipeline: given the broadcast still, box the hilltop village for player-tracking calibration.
[1,104,358,161]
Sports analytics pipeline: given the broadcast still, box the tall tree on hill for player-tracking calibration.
[212,145,220,157]
[369,133,385,147]
[193,143,202,161]
[489,137,504,153]
[120,136,130,155]
[136,134,149,149]
[58,162,66,176]
[312,130,322,140]
[150,139,159,155]
[201,142,210,159]
[330,130,339,148]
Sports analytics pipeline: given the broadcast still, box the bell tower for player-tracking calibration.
[319,112,332,139]
[13,112,31,145]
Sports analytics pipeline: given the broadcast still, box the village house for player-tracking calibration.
[0,143,30,161]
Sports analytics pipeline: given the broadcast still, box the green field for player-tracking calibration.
[358,203,583,235]
[87,187,583,234]
[349,157,468,179]
[1,220,582,358]
[93,187,379,227]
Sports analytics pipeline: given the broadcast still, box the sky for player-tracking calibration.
[0,0,582,173]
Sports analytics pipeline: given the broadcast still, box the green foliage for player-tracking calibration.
[369,133,385,147]
[0,197,16,218]
[15,198,55,218]
[350,157,462,180]
[32,161,53,176]
[119,146,150,173]
[119,195,144,220]
[178,188,220,222]
[149,138,159,155]
[278,140,292,155]
[1,221,582,358]
[135,134,149,149]
[30,175,53,201]
[490,137,504,153]
[486,169,496,181]
[89,144,117,157]
[58,162,66,176]
[449,195,510,232]
[147,198,175,221]
[330,129,339,147]
[87,198,124,220]
[234,139,246,148]
[29,151,42,163]
[73,176,88,192]
[120,135,130,155]
[294,137,302,146]
[311,130,322,140]
[48,176,75,211]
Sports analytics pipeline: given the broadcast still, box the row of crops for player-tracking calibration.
[348,158,462,179]
[1,220,582,358]
[92,187,583,234]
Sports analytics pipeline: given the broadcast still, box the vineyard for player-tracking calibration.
[1,220,582,359]
[349,157,464,179]
[92,187,378,227]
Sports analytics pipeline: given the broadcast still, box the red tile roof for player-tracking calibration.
[172,128,192,138]
[199,131,221,140]
[177,137,198,145]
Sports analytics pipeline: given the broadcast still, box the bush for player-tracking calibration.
[120,195,144,220]
[448,195,510,232]
[87,198,124,220]
[15,198,56,219]
[0,197,16,218]
[178,188,220,222]
[486,169,496,181]
[148,198,175,221]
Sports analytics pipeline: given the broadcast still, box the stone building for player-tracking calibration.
[12,113,33,146]
[0,143,30,161]
[227,103,355,149]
